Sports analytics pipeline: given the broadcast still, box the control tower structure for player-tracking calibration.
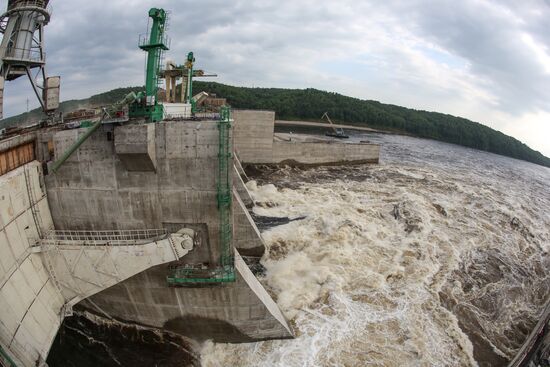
[0,0,59,119]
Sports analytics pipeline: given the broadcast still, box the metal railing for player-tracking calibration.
[0,47,45,62]
[40,229,168,246]
[138,33,170,49]
[7,0,48,11]
[167,264,236,285]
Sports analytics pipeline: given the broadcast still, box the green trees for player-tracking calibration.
[2,82,548,168]
[193,82,550,168]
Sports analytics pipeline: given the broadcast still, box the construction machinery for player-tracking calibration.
[129,7,169,122]
[321,112,349,139]
[162,55,216,114]
[0,0,60,119]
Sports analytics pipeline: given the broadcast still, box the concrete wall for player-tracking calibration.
[233,189,265,257]
[271,141,380,165]
[0,162,62,367]
[45,121,225,266]
[232,110,274,164]
[43,120,291,343]
[233,109,380,165]
[79,250,292,342]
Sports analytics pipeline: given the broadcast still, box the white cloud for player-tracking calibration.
[1,0,549,156]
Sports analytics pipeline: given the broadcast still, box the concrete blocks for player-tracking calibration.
[0,163,62,367]
[233,188,265,257]
[232,110,275,163]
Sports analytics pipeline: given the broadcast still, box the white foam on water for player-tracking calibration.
[202,135,550,367]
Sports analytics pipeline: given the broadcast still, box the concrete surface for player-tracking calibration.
[233,164,254,208]
[233,109,380,165]
[275,119,379,132]
[0,162,59,367]
[38,229,194,313]
[44,118,292,344]
[45,120,225,266]
[79,249,292,343]
[0,162,202,367]
[232,110,275,164]
[233,188,265,257]
[114,123,157,171]
[271,140,380,165]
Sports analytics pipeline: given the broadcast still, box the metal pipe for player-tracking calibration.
[50,118,102,173]
[50,91,138,173]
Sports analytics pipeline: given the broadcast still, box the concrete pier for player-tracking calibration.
[0,163,197,366]
[42,118,291,346]
[233,110,380,165]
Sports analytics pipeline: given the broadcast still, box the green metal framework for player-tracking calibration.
[167,106,235,285]
[184,51,195,110]
[129,8,168,122]
[0,344,17,367]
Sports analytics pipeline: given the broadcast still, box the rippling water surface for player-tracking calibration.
[202,133,550,367]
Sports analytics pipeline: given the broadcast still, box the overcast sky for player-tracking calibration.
[2,0,550,156]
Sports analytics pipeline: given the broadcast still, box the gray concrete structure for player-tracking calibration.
[233,109,380,165]
[233,110,276,164]
[233,164,254,208]
[46,121,224,265]
[233,188,265,257]
[271,140,380,165]
[0,162,58,367]
[0,163,201,367]
[1,107,379,366]
[79,249,291,342]
[41,118,291,345]
[114,123,157,171]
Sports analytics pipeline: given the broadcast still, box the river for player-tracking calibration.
[201,132,550,366]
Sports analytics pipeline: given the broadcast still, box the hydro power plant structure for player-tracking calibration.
[0,2,528,366]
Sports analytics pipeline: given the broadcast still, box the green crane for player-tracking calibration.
[184,52,196,112]
[129,8,169,122]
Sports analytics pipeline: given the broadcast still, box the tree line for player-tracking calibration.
[2,82,548,168]
[194,82,550,168]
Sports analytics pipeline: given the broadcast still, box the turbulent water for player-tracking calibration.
[202,133,550,367]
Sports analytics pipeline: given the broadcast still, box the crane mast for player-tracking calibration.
[129,7,169,122]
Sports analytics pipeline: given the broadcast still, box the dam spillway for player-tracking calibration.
[0,105,379,365]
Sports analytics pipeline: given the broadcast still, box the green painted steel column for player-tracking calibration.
[144,8,166,98]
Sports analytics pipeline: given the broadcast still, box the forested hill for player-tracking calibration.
[194,82,550,168]
[2,82,549,168]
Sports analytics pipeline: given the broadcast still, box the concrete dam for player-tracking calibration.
[1,3,546,367]
[0,101,380,365]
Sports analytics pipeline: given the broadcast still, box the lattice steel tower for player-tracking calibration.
[0,0,59,119]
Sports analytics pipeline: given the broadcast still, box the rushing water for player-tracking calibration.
[202,133,550,367]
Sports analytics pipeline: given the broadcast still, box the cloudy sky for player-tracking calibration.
[2,0,550,156]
